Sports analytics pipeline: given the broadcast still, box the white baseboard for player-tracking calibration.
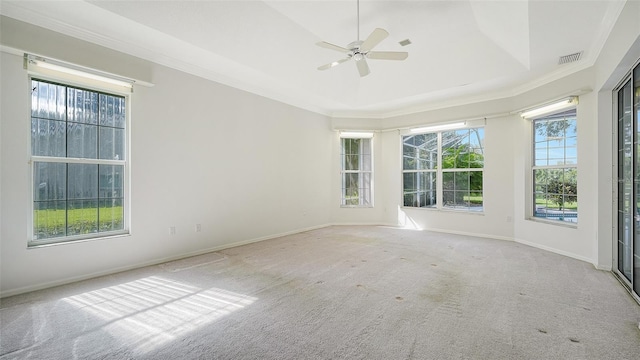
[595,264,613,271]
[422,227,515,242]
[514,237,596,266]
[330,222,399,227]
[0,223,332,298]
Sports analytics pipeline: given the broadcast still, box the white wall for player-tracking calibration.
[593,0,640,270]
[0,20,332,296]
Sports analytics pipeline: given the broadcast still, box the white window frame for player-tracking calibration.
[28,74,131,247]
[402,126,485,212]
[529,108,578,225]
[340,135,373,207]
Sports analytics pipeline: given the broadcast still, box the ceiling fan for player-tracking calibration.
[316,0,408,77]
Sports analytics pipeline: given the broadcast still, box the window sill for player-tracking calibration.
[526,217,577,229]
[340,205,375,209]
[28,231,131,249]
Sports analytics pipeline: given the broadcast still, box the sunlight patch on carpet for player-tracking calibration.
[63,276,256,354]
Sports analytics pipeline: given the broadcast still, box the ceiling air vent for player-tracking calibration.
[558,51,583,65]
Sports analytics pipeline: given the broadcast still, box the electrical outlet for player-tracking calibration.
[195,224,201,232]
[170,226,176,235]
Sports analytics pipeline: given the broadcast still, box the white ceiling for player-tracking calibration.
[0,0,626,118]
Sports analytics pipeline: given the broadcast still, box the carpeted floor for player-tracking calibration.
[1,226,639,359]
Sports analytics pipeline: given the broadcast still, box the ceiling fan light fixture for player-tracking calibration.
[315,0,408,76]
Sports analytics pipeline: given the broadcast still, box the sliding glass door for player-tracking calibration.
[616,61,640,298]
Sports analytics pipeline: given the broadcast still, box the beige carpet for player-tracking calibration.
[1,226,639,359]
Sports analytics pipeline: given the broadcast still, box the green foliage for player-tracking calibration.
[34,206,123,239]
[441,143,484,206]
[536,169,577,210]
[535,116,576,139]
[441,144,483,170]
[547,179,577,210]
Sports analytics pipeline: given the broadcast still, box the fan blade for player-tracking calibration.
[360,28,389,53]
[367,51,408,60]
[355,58,370,77]
[317,57,351,71]
[316,41,350,54]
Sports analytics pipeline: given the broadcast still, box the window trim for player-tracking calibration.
[27,75,131,247]
[527,107,578,227]
[401,126,485,212]
[340,136,374,208]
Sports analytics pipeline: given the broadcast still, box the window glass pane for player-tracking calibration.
[442,172,454,190]
[34,201,66,239]
[99,165,124,198]
[443,190,455,206]
[533,165,577,222]
[565,146,577,164]
[345,154,358,170]
[99,127,125,160]
[455,171,470,190]
[470,170,483,191]
[32,80,66,121]
[441,146,456,169]
[343,173,359,205]
[99,198,124,232]
[99,94,127,128]
[68,164,98,200]
[67,123,98,158]
[34,162,66,201]
[68,87,99,124]
[67,199,98,235]
[469,191,483,209]
[68,164,99,235]
[403,134,437,170]
[469,149,484,168]
[361,172,372,206]
[419,171,437,193]
[404,193,417,207]
[32,119,66,157]
[470,128,484,147]
[403,172,416,192]
[403,171,436,208]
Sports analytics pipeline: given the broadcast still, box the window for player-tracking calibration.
[442,129,485,210]
[402,133,437,208]
[30,78,127,245]
[403,127,484,211]
[532,108,577,223]
[341,137,372,206]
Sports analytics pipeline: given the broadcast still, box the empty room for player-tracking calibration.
[1,1,640,359]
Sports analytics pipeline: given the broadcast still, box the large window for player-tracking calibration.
[31,78,127,245]
[341,137,372,206]
[532,108,577,223]
[403,127,484,211]
[402,133,437,208]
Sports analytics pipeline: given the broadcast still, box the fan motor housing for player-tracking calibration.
[348,40,364,52]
